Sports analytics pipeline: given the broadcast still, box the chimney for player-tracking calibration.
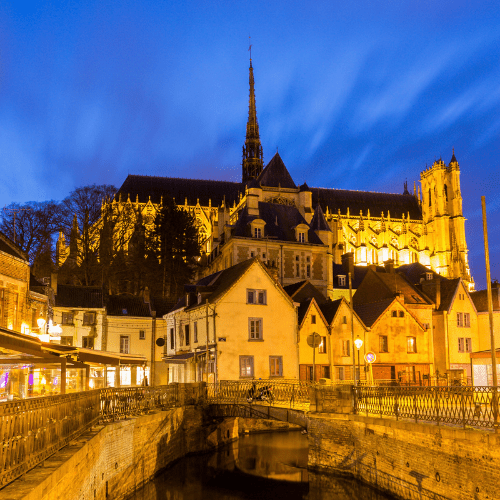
[421,277,441,309]
[341,252,354,278]
[384,259,395,273]
[50,272,58,295]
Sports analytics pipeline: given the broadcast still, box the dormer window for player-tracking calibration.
[197,293,202,304]
[298,232,305,243]
[294,223,309,243]
[249,219,266,240]
[426,273,433,281]
[338,275,346,286]
[186,294,190,307]
[254,227,262,238]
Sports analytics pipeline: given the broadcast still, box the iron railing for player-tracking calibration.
[207,380,311,410]
[354,385,499,429]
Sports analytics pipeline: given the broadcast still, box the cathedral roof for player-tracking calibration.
[233,202,324,245]
[309,204,331,232]
[313,188,422,220]
[117,175,244,207]
[256,153,297,189]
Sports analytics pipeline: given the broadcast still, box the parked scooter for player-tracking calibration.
[246,383,274,403]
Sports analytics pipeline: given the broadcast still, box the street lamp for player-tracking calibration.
[354,336,363,385]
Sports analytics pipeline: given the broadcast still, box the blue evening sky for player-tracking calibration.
[0,1,499,289]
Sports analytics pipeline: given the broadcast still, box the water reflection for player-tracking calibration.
[129,431,394,500]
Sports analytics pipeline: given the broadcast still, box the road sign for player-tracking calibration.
[307,333,322,348]
[365,351,376,364]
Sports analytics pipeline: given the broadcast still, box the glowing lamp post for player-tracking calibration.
[354,336,363,385]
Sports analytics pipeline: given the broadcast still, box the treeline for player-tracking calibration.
[1,184,201,301]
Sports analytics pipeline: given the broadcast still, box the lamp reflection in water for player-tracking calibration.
[354,336,363,385]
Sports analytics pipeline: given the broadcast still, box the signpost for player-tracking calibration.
[307,332,322,383]
[365,351,376,385]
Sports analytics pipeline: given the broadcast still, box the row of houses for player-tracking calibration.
[1,226,499,392]
[164,256,500,386]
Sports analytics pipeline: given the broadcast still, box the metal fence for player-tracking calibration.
[0,385,188,489]
[207,379,311,410]
[354,385,499,429]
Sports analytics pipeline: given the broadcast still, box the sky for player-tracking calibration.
[0,0,499,289]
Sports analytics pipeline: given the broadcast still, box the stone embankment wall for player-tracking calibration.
[308,388,500,500]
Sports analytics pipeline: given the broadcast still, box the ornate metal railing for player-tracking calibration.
[0,390,101,488]
[207,380,311,410]
[354,385,499,429]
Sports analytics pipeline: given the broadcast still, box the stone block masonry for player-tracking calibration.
[3,406,238,500]
[308,413,500,500]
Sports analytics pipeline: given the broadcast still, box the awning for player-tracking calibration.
[163,352,195,364]
[470,349,500,359]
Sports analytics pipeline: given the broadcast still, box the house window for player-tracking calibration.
[139,330,145,340]
[254,227,262,238]
[319,336,327,354]
[170,328,175,350]
[249,318,263,340]
[60,336,73,346]
[296,263,300,276]
[338,276,346,286]
[82,336,94,349]
[407,337,417,353]
[197,293,202,304]
[342,340,350,357]
[311,315,316,324]
[298,232,305,243]
[62,312,74,325]
[120,335,130,354]
[379,335,388,353]
[306,264,311,278]
[83,312,95,325]
[194,322,198,343]
[185,325,190,346]
[399,311,404,318]
[459,338,472,353]
[337,366,344,381]
[270,356,283,377]
[426,272,433,281]
[343,315,347,324]
[240,356,254,378]
[247,289,267,304]
[392,311,398,317]
[457,312,471,327]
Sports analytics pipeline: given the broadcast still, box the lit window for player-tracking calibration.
[270,356,283,377]
[240,356,254,378]
[60,336,73,346]
[426,272,433,281]
[407,337,417,353]
[139,330,145,340]
[319,337,327,354]
[249,318,263,340]
[379,335,388,353]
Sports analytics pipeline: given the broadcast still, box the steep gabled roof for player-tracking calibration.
[309,204,331,232]
[354,298,396,328]
[332,264,379,289]
[283,280,327,304]
[437,278,462,312]
[319,299,343,324]
[232,202,324,245]
[470,287,500,312]
[397,263,443,285]
[55,285,104,308]
[256,153,297,189]
[313,188,422,220]
[117,175,244,207]
[297,297,328,327]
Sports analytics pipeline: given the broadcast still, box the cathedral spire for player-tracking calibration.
[242,53,264,183]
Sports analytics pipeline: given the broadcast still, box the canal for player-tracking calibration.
[128,431,395,500]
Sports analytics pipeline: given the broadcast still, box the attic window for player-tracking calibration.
[426,273,433,281]
[254,227,262,238]
[298,232,305,243]
[186,294,190,307]
[338,276,346,287]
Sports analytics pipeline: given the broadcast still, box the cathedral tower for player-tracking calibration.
[420,151,473,288]
[242,58,264,182]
